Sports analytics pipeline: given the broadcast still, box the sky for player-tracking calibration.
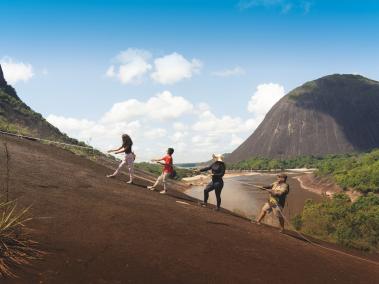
[1,0,379,162]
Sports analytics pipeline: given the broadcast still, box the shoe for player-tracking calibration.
[147,186,155,191]
[160,190,167,194]
[126,180,133,184]
[200,203,207,207]
[214,207,220,211]
[256,222,262,226]
[106,174,115,178]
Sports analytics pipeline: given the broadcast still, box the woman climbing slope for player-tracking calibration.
[106,134,135,184]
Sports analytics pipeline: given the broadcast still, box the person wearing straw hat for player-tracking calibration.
[256,173,289,233]
[199,154,226,211]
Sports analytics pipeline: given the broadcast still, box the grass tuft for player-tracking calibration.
[0,199,44,278]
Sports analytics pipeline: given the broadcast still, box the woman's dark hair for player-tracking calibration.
[122,134,133,148]
[167,148,174,155]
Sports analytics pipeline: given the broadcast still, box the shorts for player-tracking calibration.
[124,153,135,165]
[262,202,283,218]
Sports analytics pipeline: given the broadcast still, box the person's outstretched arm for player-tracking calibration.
[199,164,213,172]
[151,157,165,162]
[108,146,123,153]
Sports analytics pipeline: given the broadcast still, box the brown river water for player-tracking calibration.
[185,173,323,226]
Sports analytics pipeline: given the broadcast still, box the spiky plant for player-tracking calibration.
[0,200,44,278]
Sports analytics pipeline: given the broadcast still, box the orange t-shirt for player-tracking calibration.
[162,155,173,174]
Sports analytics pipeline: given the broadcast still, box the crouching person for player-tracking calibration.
[200,154,226,211]
[256,173,289,233]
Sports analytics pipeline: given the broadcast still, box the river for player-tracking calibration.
[185,173,323,227]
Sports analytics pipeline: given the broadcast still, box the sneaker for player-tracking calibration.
[147,186,155,191]
[160,190,167,194]
[126,180,133,184]
[200,203,207,207]
[106,174,115,178]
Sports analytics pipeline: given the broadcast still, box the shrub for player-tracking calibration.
[293,193,379,251]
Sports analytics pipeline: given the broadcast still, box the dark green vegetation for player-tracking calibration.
[135,162,196,179]
[232,149,379,251]
[229,149,379,193]
[292,193,379,252]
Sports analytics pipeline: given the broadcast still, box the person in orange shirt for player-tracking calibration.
[147,148,174,194]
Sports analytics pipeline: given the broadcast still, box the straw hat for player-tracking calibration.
[212,153,224,162]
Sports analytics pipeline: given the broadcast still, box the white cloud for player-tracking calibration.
[144,128,167,139]
[151,52,202,84]
[231,134,244,146]
[105,48,152,84]
[47,83,284,162]
[0,57,34,84]
[101,91,194,123]
[247,83,285,116]
[212,66,246,77]
[173,122,188,131]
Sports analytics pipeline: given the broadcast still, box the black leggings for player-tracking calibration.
[204,179,224,208]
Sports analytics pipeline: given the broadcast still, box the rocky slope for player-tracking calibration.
[228,74,379,163]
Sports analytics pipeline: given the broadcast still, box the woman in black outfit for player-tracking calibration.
[200,154,226,211]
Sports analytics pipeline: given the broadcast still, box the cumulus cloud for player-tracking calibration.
[247,83,285,117]
[144,128,167,139]
[151,52,202,84]
[47,83,284,162]
[105,48,152,84]
[0,57,34,84]
[231,134,244,146]
[101,91,194,123]
[211,66,246,77]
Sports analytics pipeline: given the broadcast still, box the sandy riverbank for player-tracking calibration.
[294,173,362,201]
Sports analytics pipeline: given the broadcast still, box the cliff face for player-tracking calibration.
[0,64,7,86]
[0,64,79,143]
[227,74,379,163]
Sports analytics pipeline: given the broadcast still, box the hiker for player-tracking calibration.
[199,154,226,211]
[106,134,135,183]
[147,148,174,194]
[256,173,289,233]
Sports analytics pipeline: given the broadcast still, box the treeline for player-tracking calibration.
[292,193,379,251]
[228,149,379,193]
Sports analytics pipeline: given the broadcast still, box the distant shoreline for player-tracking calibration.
[182,168,317,187]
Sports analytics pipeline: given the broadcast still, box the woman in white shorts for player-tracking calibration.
[106,134,135,184]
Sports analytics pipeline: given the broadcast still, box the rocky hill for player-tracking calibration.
[227,74,379,163]
[0,64,82,144]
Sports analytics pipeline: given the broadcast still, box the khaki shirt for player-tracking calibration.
[268,182,289,206]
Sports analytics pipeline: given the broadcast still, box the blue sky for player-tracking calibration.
[1,0,379,162]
